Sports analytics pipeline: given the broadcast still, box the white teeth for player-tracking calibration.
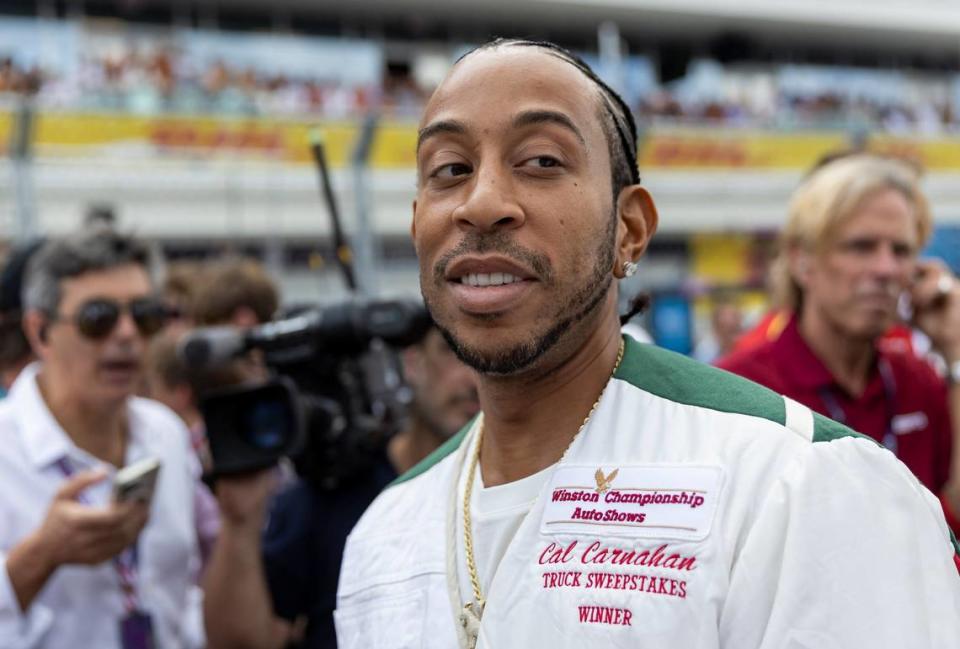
[460,273,523,287]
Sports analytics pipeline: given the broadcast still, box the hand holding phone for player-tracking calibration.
[113,457,162,504]
[910,260,960,361]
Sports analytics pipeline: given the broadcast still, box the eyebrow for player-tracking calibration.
[416,110,587,153]
[512,110,586,147]
[417,119,467,152]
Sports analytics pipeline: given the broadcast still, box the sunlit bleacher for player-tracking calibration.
[3,16,960,135]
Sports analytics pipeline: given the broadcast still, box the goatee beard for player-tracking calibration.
[434,271,611,375]
[426,219,617,376]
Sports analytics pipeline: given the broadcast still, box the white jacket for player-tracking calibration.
[337,337,960,648]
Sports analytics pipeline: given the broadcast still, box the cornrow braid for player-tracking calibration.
[619,292,651,326]
[456,38,641,200]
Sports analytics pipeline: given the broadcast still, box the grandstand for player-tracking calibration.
[2,0,960,346]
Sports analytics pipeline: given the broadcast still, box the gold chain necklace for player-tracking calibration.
[458,338,625,648]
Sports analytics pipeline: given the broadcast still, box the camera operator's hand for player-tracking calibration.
[911,260,960,363]
[206,468,294,649]
[6,468,150,611]
[214,468,278,532]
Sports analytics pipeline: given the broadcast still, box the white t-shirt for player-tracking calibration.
[454,438,554,598]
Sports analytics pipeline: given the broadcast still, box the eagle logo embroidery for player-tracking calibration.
[594,468,619,495]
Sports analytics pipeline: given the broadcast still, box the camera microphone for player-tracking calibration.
[179,326,249,369]
[179,298,432,370]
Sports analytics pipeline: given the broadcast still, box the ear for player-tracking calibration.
[410,199,418,241]
[22,310,51,358]
[788,244,814,290]
[613,185,659,278]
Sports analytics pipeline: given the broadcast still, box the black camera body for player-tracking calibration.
[182,298,431,489]
[200,377,305,475]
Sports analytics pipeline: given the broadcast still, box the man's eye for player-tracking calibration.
[432,163,471,179]
[522,156,562,169]
[842,240,875,254]
[892,244,913,258]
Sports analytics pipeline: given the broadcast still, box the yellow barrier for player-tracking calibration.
[639,129,848,169]
[0,111,418,168]
[3,111,960,170]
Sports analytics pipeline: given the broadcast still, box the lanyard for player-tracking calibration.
[54,458,143,614]
[817,356,899,456]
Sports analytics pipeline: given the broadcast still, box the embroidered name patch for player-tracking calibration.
[540,465,723,541]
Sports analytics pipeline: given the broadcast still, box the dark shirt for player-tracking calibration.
[717,314,952,494]
[263,454,397,649]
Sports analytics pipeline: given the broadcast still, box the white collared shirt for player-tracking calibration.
[0,363,205,649]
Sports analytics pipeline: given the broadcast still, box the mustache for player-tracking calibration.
[433,231,554,284]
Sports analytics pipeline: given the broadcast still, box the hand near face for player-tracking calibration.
[34,469,150,568]
[910,260,960,362]
[213,468,278,532]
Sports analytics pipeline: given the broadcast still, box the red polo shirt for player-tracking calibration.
[717,314,953,497]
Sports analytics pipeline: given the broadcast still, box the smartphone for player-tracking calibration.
[113,457,162,504]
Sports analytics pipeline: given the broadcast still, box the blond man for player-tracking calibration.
[720,154,960,527]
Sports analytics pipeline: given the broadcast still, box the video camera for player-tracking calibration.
[179,298,431,489]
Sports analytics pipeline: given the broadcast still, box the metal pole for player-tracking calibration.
[350,113,379,297]
[598,21,625,97]
[9,96,37,242]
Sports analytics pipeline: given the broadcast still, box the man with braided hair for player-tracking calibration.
[336,40,960,648]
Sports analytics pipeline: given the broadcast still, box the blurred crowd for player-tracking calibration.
[0,41,425,119]
[0,56,43,96]
[637,87,956,134]
[1,24,958,132]
[72,47,392,119]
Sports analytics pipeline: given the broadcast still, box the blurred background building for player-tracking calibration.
[3,0,960,353]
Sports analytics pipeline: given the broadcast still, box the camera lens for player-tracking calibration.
[243,400,290,450]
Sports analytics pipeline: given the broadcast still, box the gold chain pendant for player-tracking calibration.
[460,600,484,649]
[457,339,624,649]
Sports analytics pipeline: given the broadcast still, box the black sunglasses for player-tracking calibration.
[51,296,170,340]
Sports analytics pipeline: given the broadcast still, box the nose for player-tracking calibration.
[451,164,525,233]
[869,244,904,280]
[111,310,140,340]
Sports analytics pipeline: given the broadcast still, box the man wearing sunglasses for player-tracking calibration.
[0,226,205,648]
